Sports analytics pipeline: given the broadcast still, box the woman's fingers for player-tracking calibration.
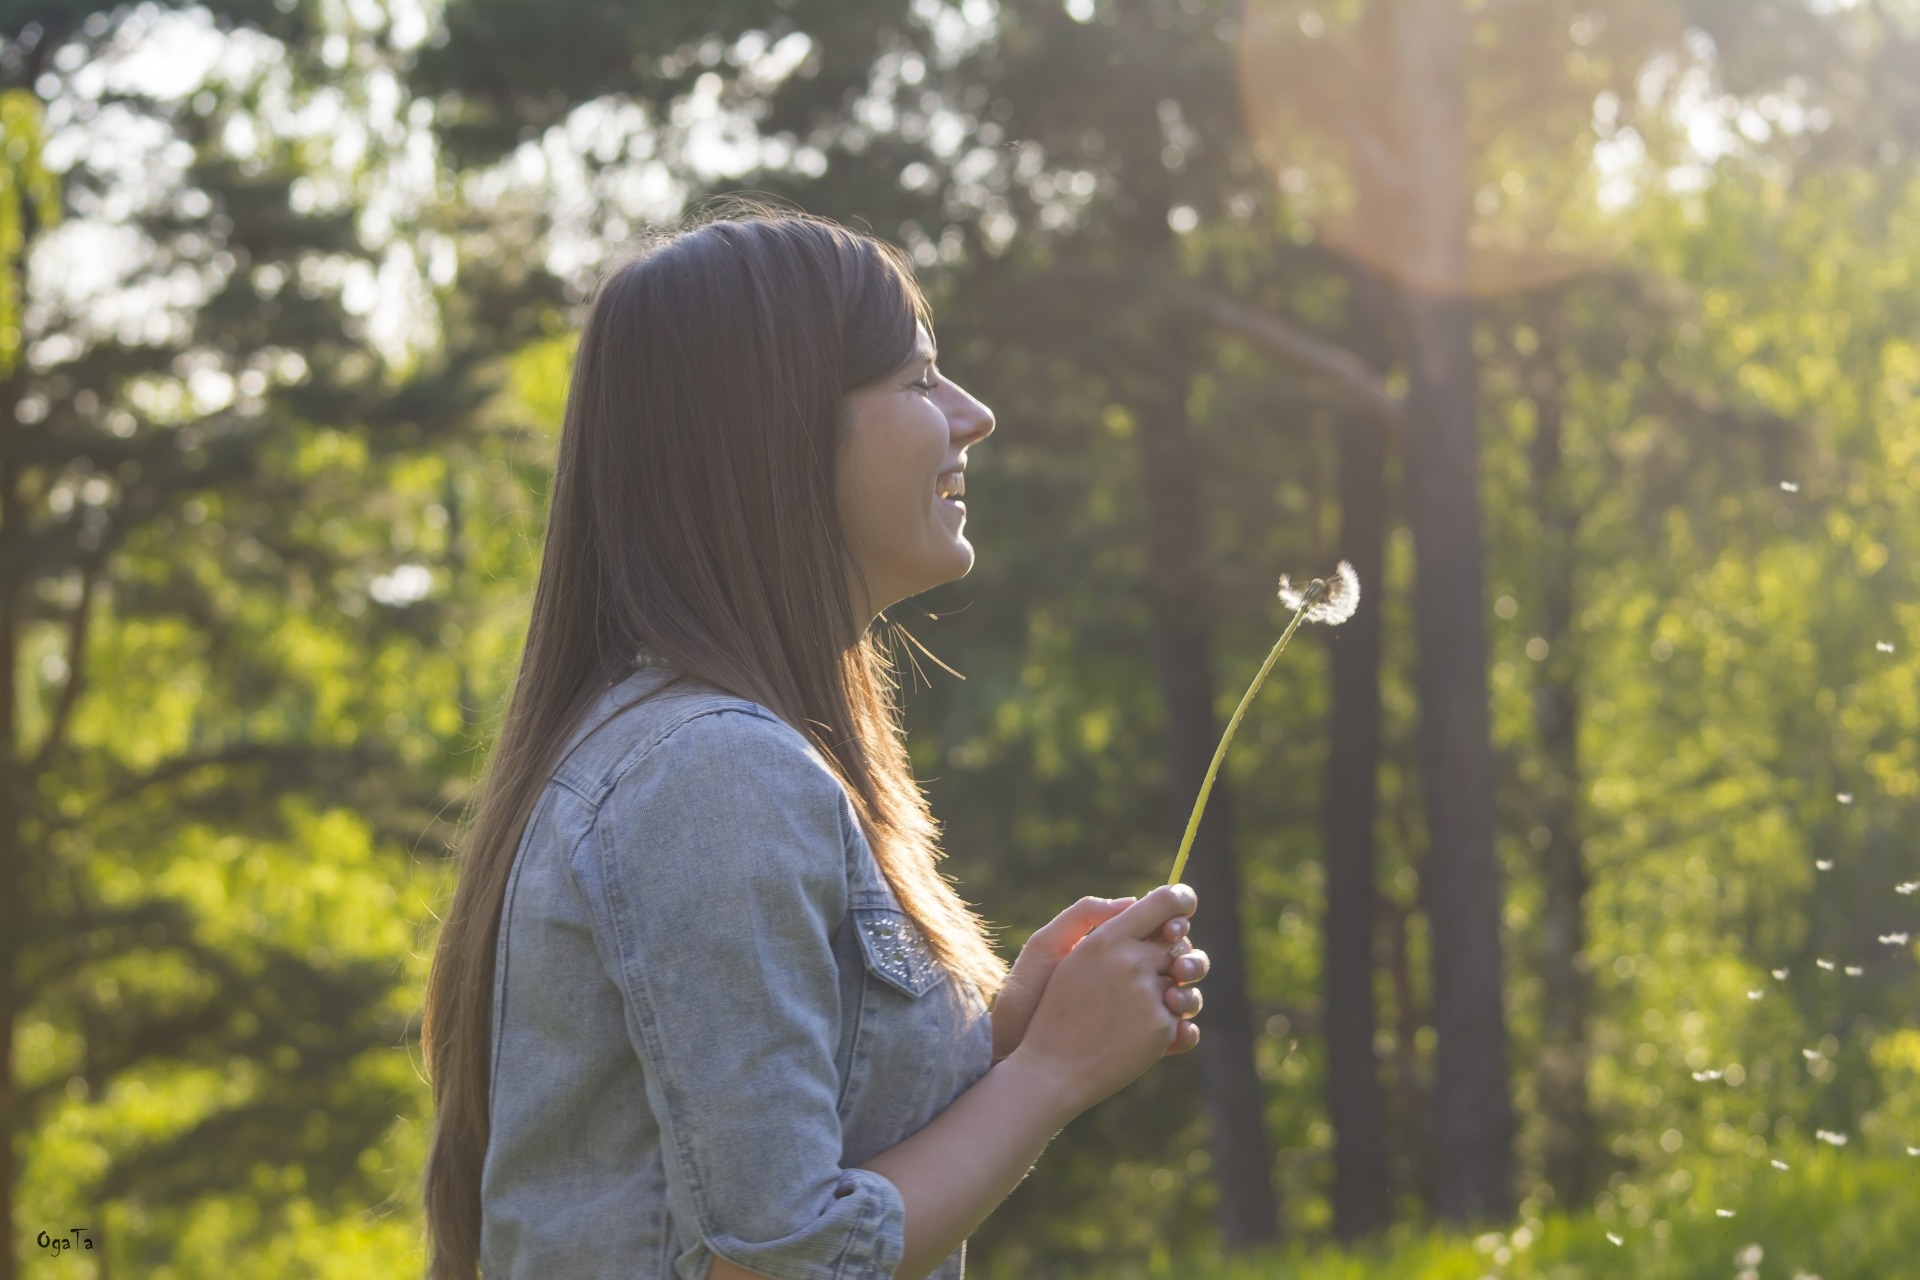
[1162,983,1203,1017]
[1037,896,1135,952]
[1172,947,1208,984]
[1103,884,1198,943]
[1166,1019,1201,1056]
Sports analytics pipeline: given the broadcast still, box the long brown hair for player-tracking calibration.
[420,205,1010,1279]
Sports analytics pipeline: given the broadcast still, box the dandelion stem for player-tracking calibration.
[1165,579,1324,888]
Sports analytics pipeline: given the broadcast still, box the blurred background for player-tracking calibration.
[4,0,1920,1276]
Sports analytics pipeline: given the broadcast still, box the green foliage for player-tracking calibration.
[0,86,56,373]
[12,0,1920,1274]
[1131,1149,1920,1280]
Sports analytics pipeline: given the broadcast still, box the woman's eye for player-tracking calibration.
[912,375,938,392]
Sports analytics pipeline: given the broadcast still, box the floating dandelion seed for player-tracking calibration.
[1845,965,1863,975]
[1780,481,1800,492]
[1815,1130,1849,1146]
[1718,1210,1736,1218]
[1878,641,1896,653]
[1898,883,1919,895]
[1748,990,1764,999]
[1804,1048,1823,1059]
[1908,1147,1920,1157]
[1880,933,1910,946]
[1693,1069,1723,1081]
[1815,859,1833,870]
[1837,792,1853,804]
[1771,1159,1790,1170]
[1772,968,1790,980]
[1816,959,1836,970]
[1606,1233,1623,1246]
[1164,563,1359,886]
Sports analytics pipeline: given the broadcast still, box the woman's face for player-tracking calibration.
[838,323,995,627]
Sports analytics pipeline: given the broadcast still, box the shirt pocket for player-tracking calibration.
[849,890,944,1000]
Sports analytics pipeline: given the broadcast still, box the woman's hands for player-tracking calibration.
[991,889,1209,1062]
[1005,884,1208,1117]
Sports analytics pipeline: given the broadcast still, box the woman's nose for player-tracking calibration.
[950,384,994,444]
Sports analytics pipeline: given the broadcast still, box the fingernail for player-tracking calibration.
[1168,918,1189,938]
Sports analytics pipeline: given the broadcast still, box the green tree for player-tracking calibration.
[0,4,504,1272]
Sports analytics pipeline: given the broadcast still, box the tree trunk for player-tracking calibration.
[1401,290,1517,1224]
[1527,323,1595,1209]
[1394,0,1517,1224]
[1,611,19,1280]
[1139,373,1281,1250]
[0,95,50,1275]
[1,316,26,1280]
[1320,264,1394,1240]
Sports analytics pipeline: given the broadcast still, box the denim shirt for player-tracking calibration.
[479,661,995,1280]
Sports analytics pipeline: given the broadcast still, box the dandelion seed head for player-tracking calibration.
[1278,560,1360,625]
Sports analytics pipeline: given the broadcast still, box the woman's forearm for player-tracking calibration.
[705,1051,1080,1280]
[700,1052,1078,1280]
[853,1050,1081,1280]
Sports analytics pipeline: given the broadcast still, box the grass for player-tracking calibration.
[1125,1147,1919,1279]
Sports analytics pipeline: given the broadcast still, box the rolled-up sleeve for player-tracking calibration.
[570,706,904,1280]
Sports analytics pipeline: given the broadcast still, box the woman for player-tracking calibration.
[421,207,1212,1280]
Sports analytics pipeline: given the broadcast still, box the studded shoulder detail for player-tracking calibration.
[852,906,943,999]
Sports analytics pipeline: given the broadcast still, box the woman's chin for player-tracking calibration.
[912,543,975,597]
[940,538,975,580]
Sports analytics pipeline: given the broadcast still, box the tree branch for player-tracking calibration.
[38,740,319,834]
[1172,288,1406,429]
[28,557,101,779]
